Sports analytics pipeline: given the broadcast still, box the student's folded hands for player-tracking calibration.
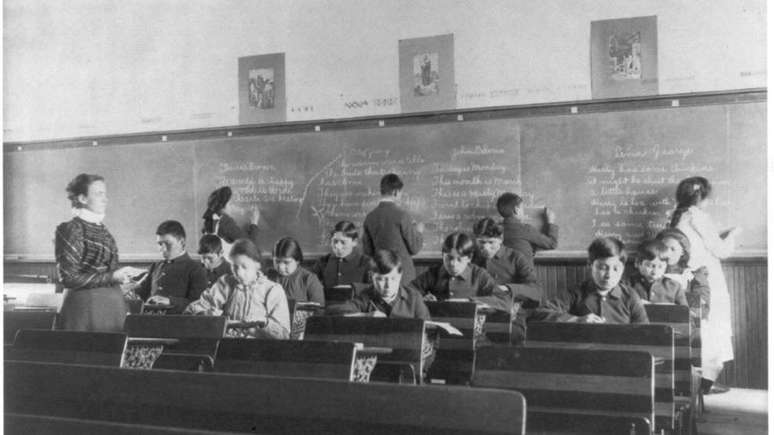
[575,313,606,323]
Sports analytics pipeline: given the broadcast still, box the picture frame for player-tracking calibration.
[238,53,286,124]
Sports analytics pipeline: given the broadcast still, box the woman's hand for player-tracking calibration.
[423,293,437,302]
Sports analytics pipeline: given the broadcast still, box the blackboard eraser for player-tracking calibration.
[314,125,321,132]
[378,120,385,127]
[671,99,680,107]
[570,106,578,114]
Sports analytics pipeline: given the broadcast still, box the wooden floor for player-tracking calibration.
[697,388,768,435]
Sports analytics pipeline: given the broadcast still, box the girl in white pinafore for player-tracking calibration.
[670,177,740,390]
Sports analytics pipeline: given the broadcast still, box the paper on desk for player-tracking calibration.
[425,321,463,336]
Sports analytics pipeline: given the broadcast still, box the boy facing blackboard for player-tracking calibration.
[362,173,424,285]
[496,192,558,265]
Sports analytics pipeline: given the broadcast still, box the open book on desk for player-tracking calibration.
[227,319,267,329]
[424,321,463,336]
[444,298,493,311]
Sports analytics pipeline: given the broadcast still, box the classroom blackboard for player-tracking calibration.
[4,96,766,259]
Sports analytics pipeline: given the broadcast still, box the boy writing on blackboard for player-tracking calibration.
[362,173,424,285]
[496,192,558,265]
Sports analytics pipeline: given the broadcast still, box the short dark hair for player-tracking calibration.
[636,239,668,263]
[198,234,223,255]
[230,238,262,262]
[156,220,186,240]
[273,237,304,263]
[442,232,476,258]
[655,228,691,268]
[368,249,403,275]
[380,173,404,195]
[587,237,627,264]
[472,217,504,238]
[496,192,523,218]
[330,221,359,240]
[66,173,104,208]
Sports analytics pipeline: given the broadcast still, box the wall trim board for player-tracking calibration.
[4,88,766,153]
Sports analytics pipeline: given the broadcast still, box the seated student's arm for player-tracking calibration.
[502,252,542,304]
[305,272,326,306]
[311,256,327,284]
[530,287,596,322]
[408,269,435,300]
[169,264,209,313]
[400,212,424,256]
[253,284,290,339]
[324,292,370,315]
[674,286,689,307]
[412,290,431,320]
[472,269,512,313]
[629,294,650,324]
[134,264,154,301]
[183,276,229,315]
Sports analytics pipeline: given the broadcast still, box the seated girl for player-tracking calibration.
[267,237,325,306]
[185,238,290,339]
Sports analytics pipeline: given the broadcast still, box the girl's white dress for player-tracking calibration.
[675,206,734,380]
[185,274,290,340]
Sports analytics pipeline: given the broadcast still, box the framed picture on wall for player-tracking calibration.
[238,53,286,124]
[399,34,455,113]
[590,16,658,99]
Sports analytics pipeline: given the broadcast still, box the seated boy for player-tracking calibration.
[472,217,542,342]
[496,192,558,265]
[409,231,510,314]
[131,220,209,314]
[312,221,371,295]
[362,173,424,285]
[327,249,429,319]
[198,234,231,288]
[537,237,648,324]
[625,239,688,306]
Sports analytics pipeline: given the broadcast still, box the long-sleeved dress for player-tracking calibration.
[55,217,126,332]
[184,274,290,339]
[675,206,735,380]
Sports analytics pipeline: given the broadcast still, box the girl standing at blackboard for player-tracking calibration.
[202,186,260,252]
[55,174,146,331]
[670,176,740,394]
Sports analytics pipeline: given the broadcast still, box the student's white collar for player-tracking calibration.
[73,208,105,224]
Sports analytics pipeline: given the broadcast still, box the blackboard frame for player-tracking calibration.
[4,88,767,261]
[5,88,765,153]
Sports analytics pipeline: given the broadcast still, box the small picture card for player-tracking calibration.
[238,53,286,124]
[399,34,455,113]
[590,16,658,99]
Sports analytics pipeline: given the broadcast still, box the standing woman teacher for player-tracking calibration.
[202,186,261,249]
[55,174,145,331]
[670,176,741,393]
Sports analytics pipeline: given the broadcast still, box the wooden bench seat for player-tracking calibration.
[304,316,426,383]
[215,338,360,381]
[6,360,526,435]
[526,322,675,433]
[474,345,654,435]
[6,329,127,366]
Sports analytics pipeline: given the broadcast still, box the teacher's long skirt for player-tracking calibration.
[700,256,735,381]
[59,286,127,332]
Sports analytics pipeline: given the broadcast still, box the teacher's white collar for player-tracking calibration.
[73,208,105,224]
